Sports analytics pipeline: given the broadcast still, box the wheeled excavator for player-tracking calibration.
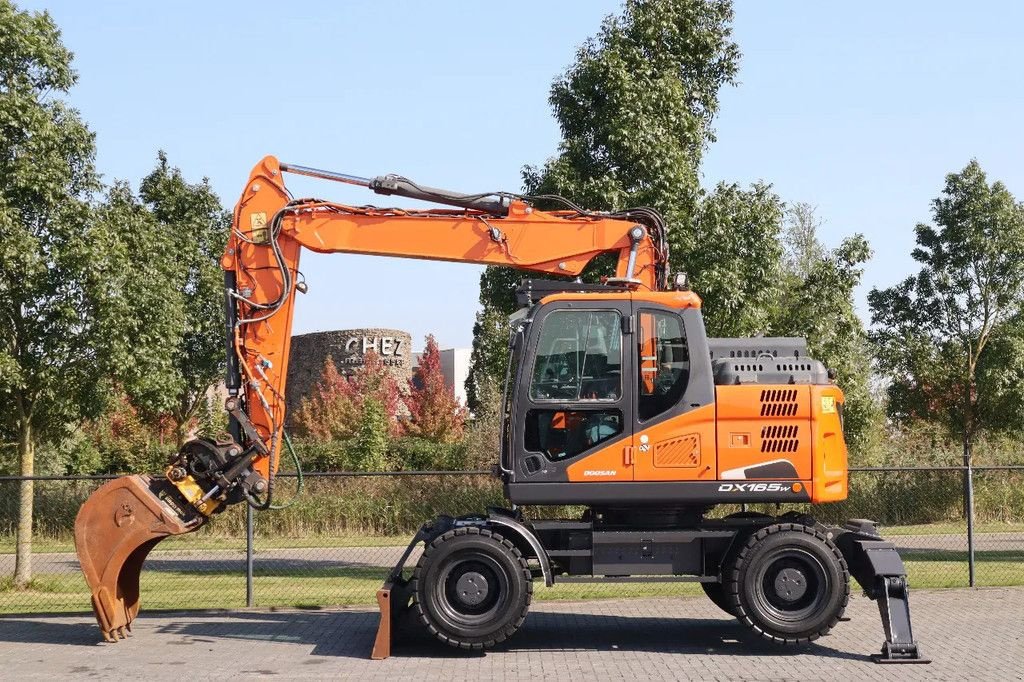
[74,156,926,663]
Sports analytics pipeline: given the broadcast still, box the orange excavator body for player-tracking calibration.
[72,156,925,664]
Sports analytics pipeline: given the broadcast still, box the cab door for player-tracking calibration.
[631,306,717,482]
[513,299,635,484]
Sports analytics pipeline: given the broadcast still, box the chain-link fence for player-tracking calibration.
[1,466,1022,615]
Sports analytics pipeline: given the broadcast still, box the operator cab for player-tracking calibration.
[500,280,839,507]
[501,280,714,504]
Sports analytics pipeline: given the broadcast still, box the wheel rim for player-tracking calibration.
[432,550,511,629]
[750,547,829,625]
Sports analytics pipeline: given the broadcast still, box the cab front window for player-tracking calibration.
[530,310,622,402]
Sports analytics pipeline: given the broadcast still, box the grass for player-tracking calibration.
[0,533,415,555]
[6,520,1024,555]
[879,521,1024,536]
[0,553,1020,615]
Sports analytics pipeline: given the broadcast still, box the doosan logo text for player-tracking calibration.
[583,470,617,477]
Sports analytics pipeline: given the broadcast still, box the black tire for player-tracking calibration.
[725,523,849,644]
[702,582,738,617]
[412,526,533,650]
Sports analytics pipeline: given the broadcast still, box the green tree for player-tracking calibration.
[467,0,791,401]
[0,2,178,586]
[869,160,1024,467]
[90,182,186,418]
[690,182,784,337]
[781,203,826,280]
[1,2,102,588]
[137,152,229,445]
[774,204,878,456]
[352,397,390,471]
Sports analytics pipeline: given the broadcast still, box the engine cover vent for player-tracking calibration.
[760,389,799,417]
[761,424,800,453]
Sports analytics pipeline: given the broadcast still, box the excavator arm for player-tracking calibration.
[227,155,666,484]
[73,155,670,641]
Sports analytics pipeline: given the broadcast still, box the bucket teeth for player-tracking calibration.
[75,475,204,641]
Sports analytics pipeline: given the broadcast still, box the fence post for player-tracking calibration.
[965,462,976,587]
[246,503,254,606]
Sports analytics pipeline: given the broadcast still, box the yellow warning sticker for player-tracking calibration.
[821,396,837,414]
[250,212,269,243]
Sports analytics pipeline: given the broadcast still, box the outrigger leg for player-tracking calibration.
[834,520,930,664]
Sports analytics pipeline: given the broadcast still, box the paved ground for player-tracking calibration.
[3,531,1019,575]
[0,587,1020,680]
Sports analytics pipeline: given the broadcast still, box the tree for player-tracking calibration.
[782,203,826,280]
[467,0,790,399]
[293,352,403,442]
[689,182,784,337]
[136,152,229,445]
[774,205,878,456]
[89,182,186,422]
[352,397,391,471]
[0,2,177,586]
[869,160,1024,467]
[405,335,469,443]
[0,2,102,588]
[462,373,504,469]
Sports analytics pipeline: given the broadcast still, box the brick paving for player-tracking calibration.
[1,587,1021,680]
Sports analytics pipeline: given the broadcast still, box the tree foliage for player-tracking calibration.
[405,335,468,443]
[775,205,878,456]
[467,0,792,403]
[691,182,784,337]
[0,1,147,586]
[136,152,229,444]
[293,352,403,442]
[869,160,1024,463]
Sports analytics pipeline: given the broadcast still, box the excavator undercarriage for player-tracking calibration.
[369,509,926,663]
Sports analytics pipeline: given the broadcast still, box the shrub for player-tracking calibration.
[293,352,403,441]
[404,335,469,443]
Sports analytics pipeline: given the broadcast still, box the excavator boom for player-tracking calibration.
[73,156,670,641]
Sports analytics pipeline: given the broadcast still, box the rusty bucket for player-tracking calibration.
[74,475,204,642]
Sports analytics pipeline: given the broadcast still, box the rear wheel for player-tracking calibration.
[412,526,532,650]
[725,523,849,644]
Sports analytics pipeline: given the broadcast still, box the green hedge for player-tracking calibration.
[2,468,1022,544]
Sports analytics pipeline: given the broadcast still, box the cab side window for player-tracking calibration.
[530,310,622,402]
[525,409,623,462]
[637,310,689,421]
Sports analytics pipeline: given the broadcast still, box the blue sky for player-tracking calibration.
[24,1,1024,349]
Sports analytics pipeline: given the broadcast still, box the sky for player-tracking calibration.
[22,1,1024,350]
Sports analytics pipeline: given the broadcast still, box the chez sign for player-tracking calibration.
[342,335,406,367]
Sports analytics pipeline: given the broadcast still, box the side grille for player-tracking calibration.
[760,424,799,453]
[653,434,700,468]
[760,388,799,417]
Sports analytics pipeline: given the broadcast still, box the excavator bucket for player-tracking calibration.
[74,475,204,642]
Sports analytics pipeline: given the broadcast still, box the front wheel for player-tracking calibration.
[412,526,532,650]
[726,523,849,644]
